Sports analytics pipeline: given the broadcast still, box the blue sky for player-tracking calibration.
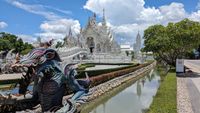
[145,0,199,13]
[0,0,92,35]
[0,0,200,43]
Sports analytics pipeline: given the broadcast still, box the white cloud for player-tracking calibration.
[189,10,200,22]
[84,0,145,25]
[35,19,81,41]
[138,7,162,24]
[111,23,149,43]
[0,21,8,29]
[7,0,80,42]
[17,34,37,43]
[159,2,187,24]
[83,0,193,44]
[7,0,71,20]
[43,5,72,15]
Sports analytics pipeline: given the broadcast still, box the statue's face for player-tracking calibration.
[13,48,61,68]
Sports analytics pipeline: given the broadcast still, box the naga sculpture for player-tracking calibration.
[1,48,90,112]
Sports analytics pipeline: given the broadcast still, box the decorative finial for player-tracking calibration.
[102,8,106,26]
[68,27,72,36]
[93,13,96,19]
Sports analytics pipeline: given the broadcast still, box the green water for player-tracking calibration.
[89,69,160,113]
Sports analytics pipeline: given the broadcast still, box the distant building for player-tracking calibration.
[120,44,133,53]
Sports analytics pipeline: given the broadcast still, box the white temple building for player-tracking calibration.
[120,44,133,53]
[32,10,132,63]
[78,10,120,54]
[63,28,77,48]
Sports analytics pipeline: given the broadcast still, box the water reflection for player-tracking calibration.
[90,69,160,113]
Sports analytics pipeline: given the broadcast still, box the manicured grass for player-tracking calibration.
[77,63,140,78]
[77,63,95,71]
[147,70,177,113]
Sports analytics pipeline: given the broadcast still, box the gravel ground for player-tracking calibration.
[177,77,194,113]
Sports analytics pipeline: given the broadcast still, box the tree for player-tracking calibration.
[130,51,134,60]
[0,32,33,55]
[125,51,129,56]
[143,19,200,66]
[55,41,63,48]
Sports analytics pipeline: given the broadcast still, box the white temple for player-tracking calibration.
[79,10,120,54]
[63,28,77,48]
[32,10,131,63]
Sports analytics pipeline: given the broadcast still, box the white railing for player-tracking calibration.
[58,47,88,66]
[58,47,131,64]
[58,47,87,58]
[73,53,132,63]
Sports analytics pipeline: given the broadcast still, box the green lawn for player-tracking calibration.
[148,70,177,113]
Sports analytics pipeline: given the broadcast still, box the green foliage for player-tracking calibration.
[55,41,63,48]
[125,51,129,56]
[0,32,33,55]
[147,71,177,113]
[130,51,134,60]
[77,63,95,71]
[143,19,200,66]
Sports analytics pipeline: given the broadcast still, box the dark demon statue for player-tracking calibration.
[8,48,90,112]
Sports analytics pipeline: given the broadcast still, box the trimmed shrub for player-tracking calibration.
[89,62,153,87]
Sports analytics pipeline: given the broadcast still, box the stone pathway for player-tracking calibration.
[0,73,22,81]
[177,77,194,113]
[85,65,128,71]
[187,78,200,113]
[177,75,200,113]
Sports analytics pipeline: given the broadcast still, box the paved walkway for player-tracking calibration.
[85,65,128,71]
[0,73,22,81]
[177,77,194,113]
[177,60,200,113]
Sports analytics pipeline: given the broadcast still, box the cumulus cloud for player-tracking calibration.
[111,23,150,44]
[138,7,162,24]
[189,10,200,21]
[159,2,187,24]
[0,21,8,29]
[7,0,80,42]
[84,0,145,25]
[35,19,80,41]
[84,0,196,44]
[17,34,37,43]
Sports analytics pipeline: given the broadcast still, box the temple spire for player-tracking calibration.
[93,12,96,19]
[68,27,73,37]
[102,8,106,26]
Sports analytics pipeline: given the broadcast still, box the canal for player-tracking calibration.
[89,69,160,113]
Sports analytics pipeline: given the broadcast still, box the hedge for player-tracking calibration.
[89,62,153,87]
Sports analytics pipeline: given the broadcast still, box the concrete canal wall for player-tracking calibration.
[76,61,156,113]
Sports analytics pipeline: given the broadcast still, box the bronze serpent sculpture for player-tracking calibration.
[0,48,90,112]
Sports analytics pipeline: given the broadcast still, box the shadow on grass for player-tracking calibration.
[176,72,200,78]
